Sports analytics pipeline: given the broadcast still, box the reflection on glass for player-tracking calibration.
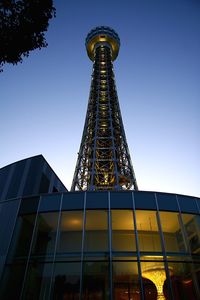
[0,215,36,299]
[82,262,109,299]
[31,212,58,257]
[0,263,26,300]
[168,262,199,300]
[112,210,136,251]
[8,214,36,261]
[84,210,108,252]
[141,261,169,300]
[22,263,52,300]
[113,261,140,300]
[182,214,200,254]
[52,262,80,300]
[159,212,186,253]
[39,194,61,211]
[58,211,83,253]
[136,211,161,252]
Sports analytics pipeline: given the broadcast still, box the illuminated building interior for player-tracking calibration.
[0,191,199,299]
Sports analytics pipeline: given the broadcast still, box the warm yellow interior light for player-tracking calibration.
[143,265,169,300]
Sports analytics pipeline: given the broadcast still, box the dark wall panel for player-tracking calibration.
[0,199,20,279]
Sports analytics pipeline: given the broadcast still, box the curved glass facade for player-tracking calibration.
[0,191,200,300]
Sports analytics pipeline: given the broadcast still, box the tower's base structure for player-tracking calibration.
[0,156,199,299]
[0,26,199,300]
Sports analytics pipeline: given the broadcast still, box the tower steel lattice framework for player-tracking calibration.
[71,26,138,191]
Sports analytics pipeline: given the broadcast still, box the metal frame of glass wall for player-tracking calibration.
[0,191,200,300]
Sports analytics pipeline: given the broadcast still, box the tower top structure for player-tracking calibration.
[86,26,120,61]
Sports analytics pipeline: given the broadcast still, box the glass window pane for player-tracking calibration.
[0,199,20,257]
[110,192,133,209]
[178,195,198,213]
[84,210,108,252]
[39,194,61,212]
[23,157,42,195]
[6,160,26,199]
[57,211,83,254]
[113,261,141,299]
[136,210,162,252]
[141,261,169,300]
[82,261,110,299]
[196,199,200,213]
[7,214,36,262]
[39,173,50,194]
[134,192,156,210]
[181,214,200,254]
[62,193,84,210]
[52,262,80,300]
[31,212,58,258]
[22,262,53,300]
[112,210,136,252]
[157,193,178,211]
[168,262,199,300]
[86,192,108,208]
[159,212,187,253]
[0,263,26,300]
[0,166,9,201]
[19,197,39,214]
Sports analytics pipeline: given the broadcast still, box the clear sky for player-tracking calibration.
[1,0,199,197]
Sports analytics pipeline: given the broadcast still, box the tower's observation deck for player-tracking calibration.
[71,26,138,191]
[86,26,120,61]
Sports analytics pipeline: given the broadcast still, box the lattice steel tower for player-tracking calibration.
[71,26,138,191]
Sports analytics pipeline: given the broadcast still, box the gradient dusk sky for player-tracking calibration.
[1,0,199,197]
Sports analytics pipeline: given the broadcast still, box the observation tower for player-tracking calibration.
[71,26,138,191]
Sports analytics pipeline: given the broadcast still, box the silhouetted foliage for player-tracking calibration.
[0,0,55,72]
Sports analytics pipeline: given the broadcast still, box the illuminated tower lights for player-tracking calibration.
[71,26,138,191]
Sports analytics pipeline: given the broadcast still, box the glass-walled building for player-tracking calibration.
[0,155,67,294]
[0,190,199,300]
[0,155,67,202]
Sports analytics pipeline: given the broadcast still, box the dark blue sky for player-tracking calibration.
[1,0,200,196]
